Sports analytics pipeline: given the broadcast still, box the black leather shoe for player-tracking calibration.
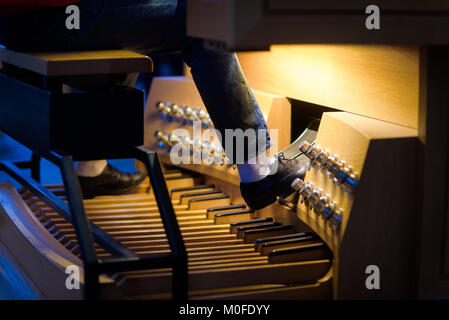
[240,153,309,210]
[78,164,147,198]
[239,120,319,210]
[281,119,319,159]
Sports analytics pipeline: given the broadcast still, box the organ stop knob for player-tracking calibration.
[298,141,359,192]
[329,209,343,230]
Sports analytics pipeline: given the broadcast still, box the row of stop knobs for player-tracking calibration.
[156,101,212,128]
[299,141,359,192]
[155,130,236,168]
[291,178,343,230]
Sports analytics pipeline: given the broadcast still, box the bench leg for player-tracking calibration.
[134,146,188,300]
[57,152,99,299]
[31,153,41,182]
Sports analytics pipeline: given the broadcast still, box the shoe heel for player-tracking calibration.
[248,194,277,211]
[278,182,298,200]
[278,191,300,211]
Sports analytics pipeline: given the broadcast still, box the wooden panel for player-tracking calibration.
[417,46,449,298]
[294,112,419,298]
[0,183,121,299]
[194,273,332,300]
[298,112,416,250]
[0,48,153,76]
[0,183,82,299]
[0,242,44,299]
[119,260,331,296]
[149,270,333,300]
[267,0,449,11]
[238,45,419,128]
[187,0,449,47]
[337,137,419,299]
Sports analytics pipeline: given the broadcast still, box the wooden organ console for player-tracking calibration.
[0,1,449,301]
[0,74,335,299]
[0,70,422,299]
[185,0,449,300]
[141,76,420,299]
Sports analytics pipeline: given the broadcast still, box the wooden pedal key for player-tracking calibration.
[254,232,315,252]
[259,234,321,255]
[214,209,255,224]
[268,243,331,264]
[243,225,294,244]
[206,204,247,219]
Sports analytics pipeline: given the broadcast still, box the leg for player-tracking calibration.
[182,41,272,163]
[0,0,270,163]
[76,161,146,198]
[76,160,107,177]
[181,40,275,182]
[0,0,190,52]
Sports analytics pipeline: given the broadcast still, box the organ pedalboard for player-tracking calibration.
[0,76,421,299]
[0,171,333,299]
[142,76,421,299]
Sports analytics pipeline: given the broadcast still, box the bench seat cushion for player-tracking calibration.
[0,48,153,76]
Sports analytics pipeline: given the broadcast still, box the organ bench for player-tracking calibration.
[0,48,189,299]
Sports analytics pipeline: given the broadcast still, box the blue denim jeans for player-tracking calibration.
[0,0,271,162]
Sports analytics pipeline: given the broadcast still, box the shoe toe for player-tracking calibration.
[78,165,147,198]
[240,158,307,210]
[131,170,147,185]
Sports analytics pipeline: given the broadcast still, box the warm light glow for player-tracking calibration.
[237,44,420,129]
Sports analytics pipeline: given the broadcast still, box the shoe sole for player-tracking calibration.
[82,175,147,199]
[246,172,303,211]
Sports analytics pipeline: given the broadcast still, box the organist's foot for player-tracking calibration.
[239,153,308,210]
[77,163,146,198]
